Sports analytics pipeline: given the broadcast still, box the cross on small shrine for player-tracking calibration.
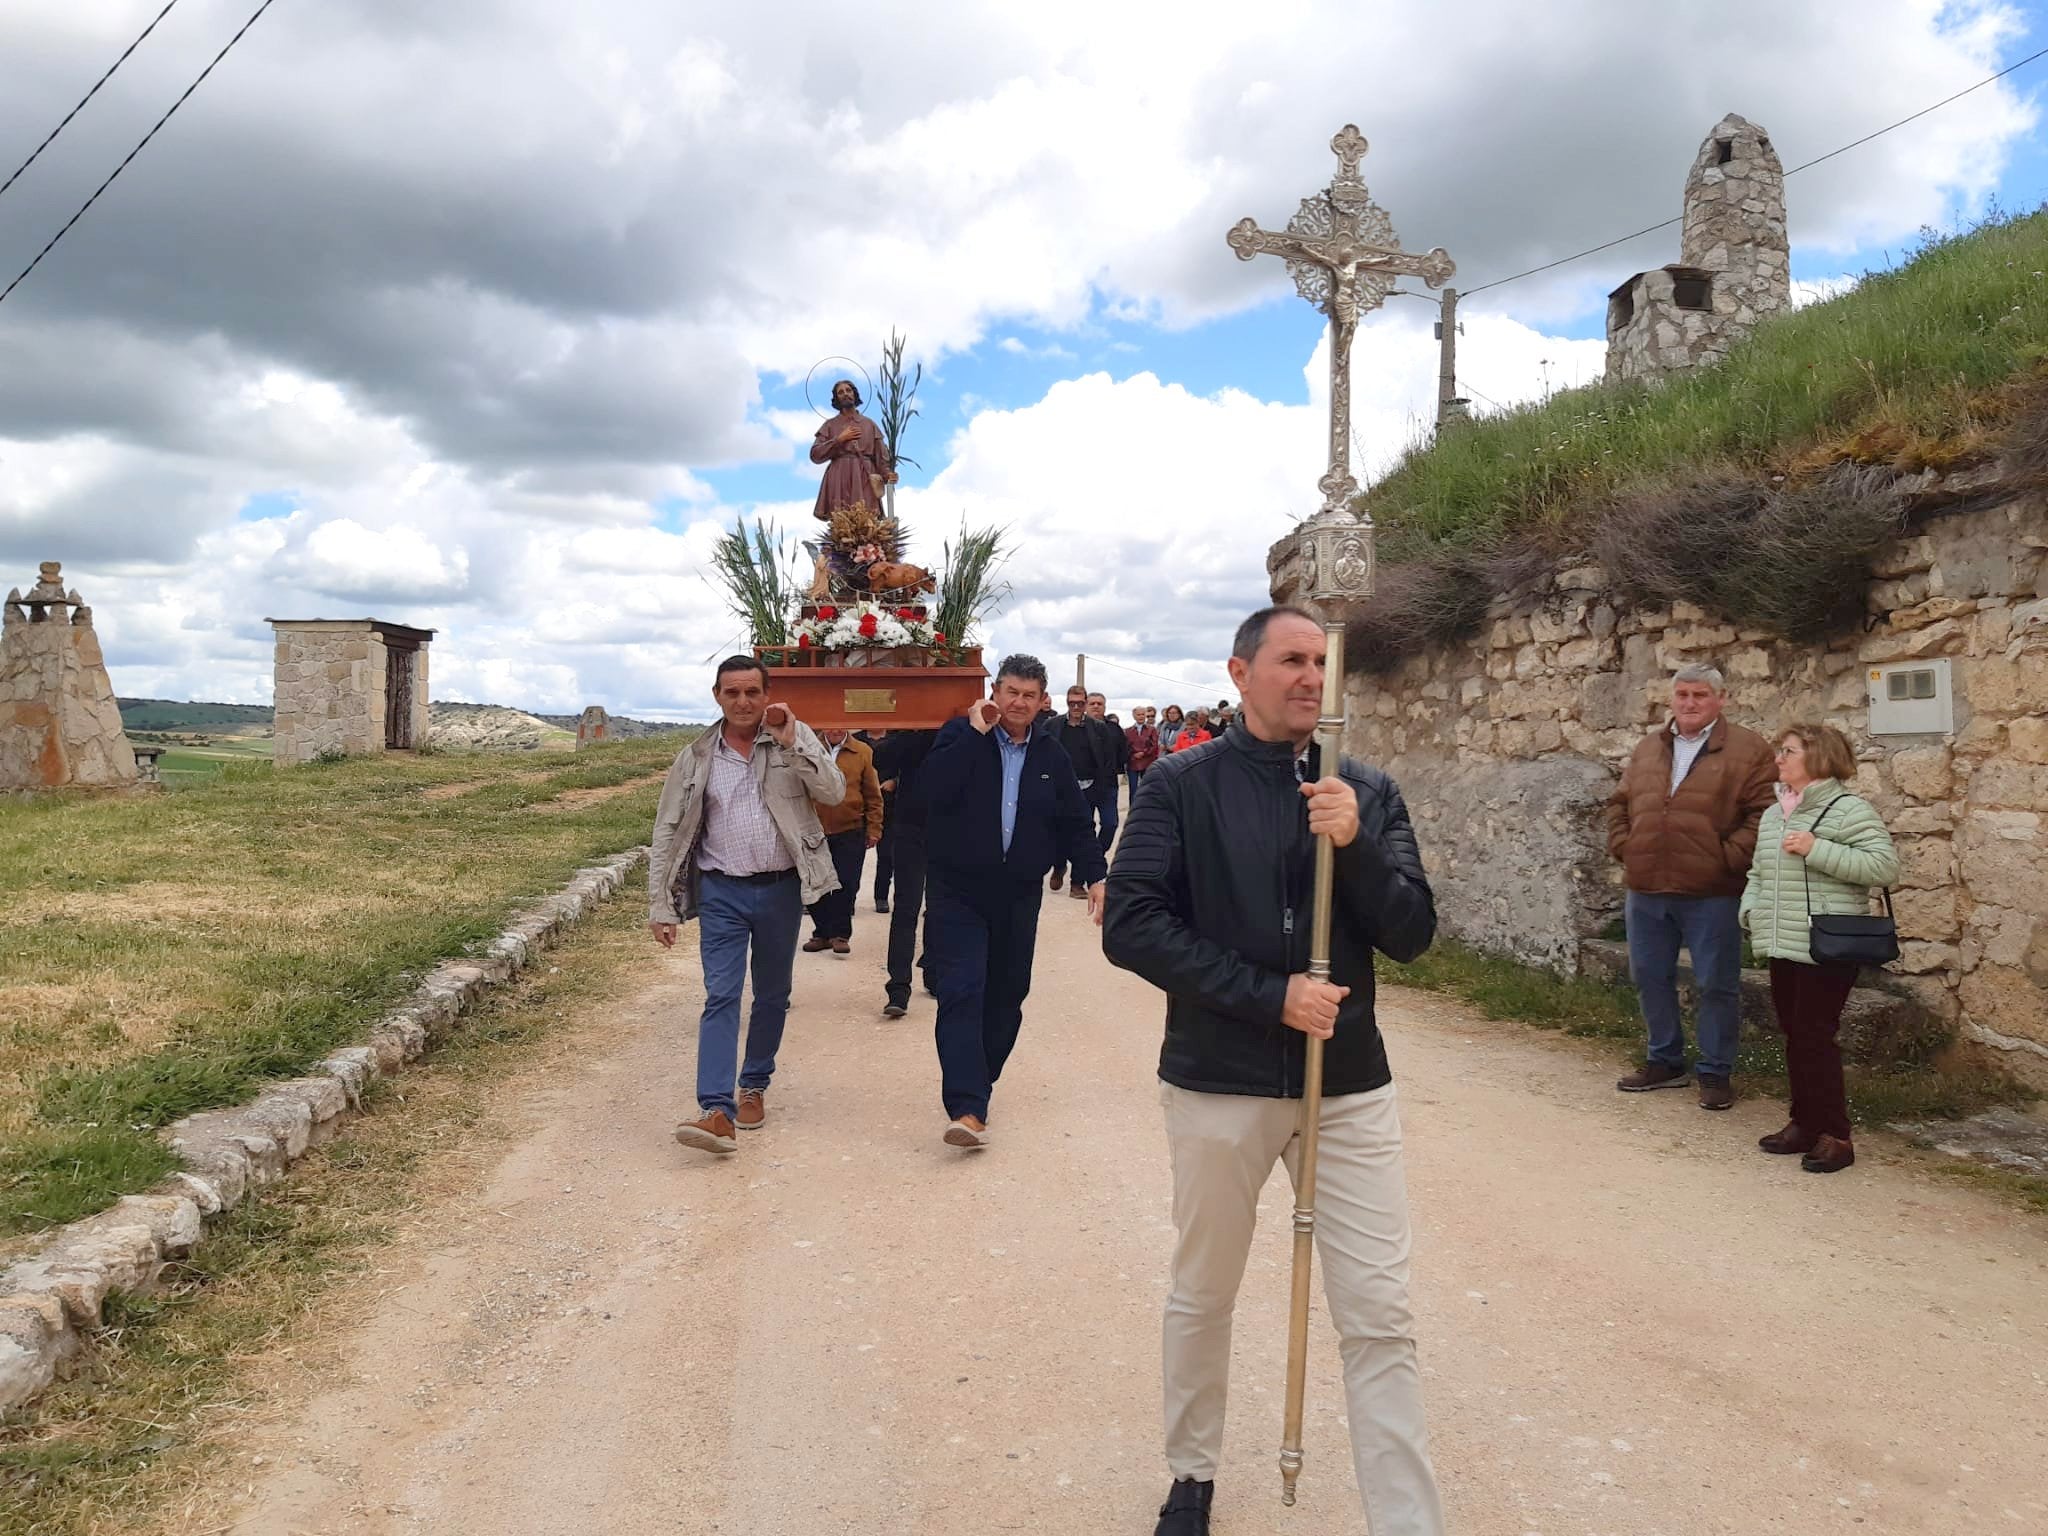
[1228,124,1455,528]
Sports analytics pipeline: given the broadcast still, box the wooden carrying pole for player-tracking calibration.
[1278,608,1346,1506]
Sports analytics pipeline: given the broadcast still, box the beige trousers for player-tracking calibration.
[1161,1081,1445,1535]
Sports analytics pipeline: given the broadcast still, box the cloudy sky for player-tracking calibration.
[2,0,2043,720]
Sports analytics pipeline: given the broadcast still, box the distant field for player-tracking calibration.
[156,737,274,783]
[117,698,273,732]
[0,736,689,1239]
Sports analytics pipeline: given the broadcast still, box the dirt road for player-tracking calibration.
[220,891,2047,1535]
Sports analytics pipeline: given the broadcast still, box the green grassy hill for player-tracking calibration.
[117,698,273,732]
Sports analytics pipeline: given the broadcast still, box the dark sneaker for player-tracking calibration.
[1759,1121,1813,1155]
[802,935,831,954]
[830,938,851,958]
[1802,1134,1856,1174]
[674,1109,737,1154]
[1696,1074,1735,1111]
[875,899,890,914]
[1617,1061,1690,1092]
[735,1088,766,1131]
[883,997,908,1019]
[1154,1478,1214,1536]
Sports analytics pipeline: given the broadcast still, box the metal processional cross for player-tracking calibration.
[1226,126,1454,1510]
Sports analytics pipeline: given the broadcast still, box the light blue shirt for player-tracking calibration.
[1670,718,1714,795]
[996,728,1031,853]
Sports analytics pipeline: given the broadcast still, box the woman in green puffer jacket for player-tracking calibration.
[1739,723,1899,1176]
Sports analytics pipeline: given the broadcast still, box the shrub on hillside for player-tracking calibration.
[1591,463,1905,639]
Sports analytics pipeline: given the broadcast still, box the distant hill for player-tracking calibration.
[118,698,273,732]
[119,697,695,745]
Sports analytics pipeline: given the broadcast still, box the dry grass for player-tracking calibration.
[0,900,654,1536]
[0,737,690,1235]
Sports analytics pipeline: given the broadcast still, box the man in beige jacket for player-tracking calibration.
[803,730,885,957]
[648,656,844,1155]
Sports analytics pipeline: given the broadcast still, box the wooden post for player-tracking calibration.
[1436,286,1459,428]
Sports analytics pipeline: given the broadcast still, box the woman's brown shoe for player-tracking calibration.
[1801,1134,1855,1174]
[1759,1122,1814,1155]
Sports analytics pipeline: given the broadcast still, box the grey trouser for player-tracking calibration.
[1160,1081,1445,1534]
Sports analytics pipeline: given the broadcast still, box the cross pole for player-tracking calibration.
[1225,125,1453,1509]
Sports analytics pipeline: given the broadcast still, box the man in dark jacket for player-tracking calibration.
[1048,683,1121,898]
[872,728,938,1018]
[1104,606,1445,1536]
[921,656,1105,1149]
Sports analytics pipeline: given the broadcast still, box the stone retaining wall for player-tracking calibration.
[1271,482,2048,1086]
[0,847,647,1411]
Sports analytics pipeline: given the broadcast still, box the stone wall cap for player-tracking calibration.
[266,619,436,643]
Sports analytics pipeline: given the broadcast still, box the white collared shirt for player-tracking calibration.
[1669,718,1714,795]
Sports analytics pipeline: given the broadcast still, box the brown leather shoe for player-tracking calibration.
[735,1088,765,1131]
[1048,869,1064,891]
[673,1109,737,1154]
[1068,880,1088,900]
[1697,1074,1735,1111]
[1802,1134,1856,1174]
[830,938,850,957]
[802,935,831,953]
[1759,1121,1813,1155]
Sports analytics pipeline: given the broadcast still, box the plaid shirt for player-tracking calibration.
[697,731,795,876]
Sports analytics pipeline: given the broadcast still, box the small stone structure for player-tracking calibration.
[576,705,610,747]
[1271,476,2048,1087]
[269,619,433,766]
[0,562,139,790]
[1606,114,1789,383]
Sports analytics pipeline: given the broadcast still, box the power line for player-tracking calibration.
[0,0,281,311]
[0,0,185,204]
[1085,653,1236,695]
[1462,42,2048,299]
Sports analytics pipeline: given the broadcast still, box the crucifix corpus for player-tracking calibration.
[1225,123,1454,1509]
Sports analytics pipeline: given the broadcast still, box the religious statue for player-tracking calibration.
[810,379,896,523]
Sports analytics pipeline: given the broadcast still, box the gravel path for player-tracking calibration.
[219,893,2048,1535]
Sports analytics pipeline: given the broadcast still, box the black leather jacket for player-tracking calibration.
[1102,723,1436,1098]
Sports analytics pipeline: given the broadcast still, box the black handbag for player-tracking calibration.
[1802,796,1900,966]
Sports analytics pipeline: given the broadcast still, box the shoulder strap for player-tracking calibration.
[1801,793,1895,917]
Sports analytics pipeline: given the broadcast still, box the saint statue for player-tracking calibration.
[810,379,896,522]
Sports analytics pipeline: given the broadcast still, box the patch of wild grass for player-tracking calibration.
[0,737,686,1236]
[1367,207,2048,552]
[0,902,649,1536]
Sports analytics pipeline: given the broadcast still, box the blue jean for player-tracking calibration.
[927,869,1043,1122]
[1625,890,1743,1079]
[695,870,803,1116]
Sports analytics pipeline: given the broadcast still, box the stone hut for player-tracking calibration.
[1271,476,2048,1089]
[576,705,610,747]
[1605,113,1790,383]
[269,618,434,767]
[0,562,139,791]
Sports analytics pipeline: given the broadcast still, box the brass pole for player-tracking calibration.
[1279,611,1346,1506]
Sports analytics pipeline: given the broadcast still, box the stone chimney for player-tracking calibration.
[0,562,140,790]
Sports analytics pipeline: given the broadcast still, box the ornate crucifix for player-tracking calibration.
[1227,126,1454,1510]
[1228,124,1455,524]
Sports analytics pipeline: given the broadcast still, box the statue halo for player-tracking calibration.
[804,356,878,418]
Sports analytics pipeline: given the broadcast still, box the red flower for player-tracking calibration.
[797,634,811,649]
[858,613,879,638]
[897,607,919,621]
[932,631,946,643]
[816,605,837,621]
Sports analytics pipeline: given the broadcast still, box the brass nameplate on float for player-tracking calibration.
[844,689,897,713]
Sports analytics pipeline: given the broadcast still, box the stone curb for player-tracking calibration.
[0,846,649,1412]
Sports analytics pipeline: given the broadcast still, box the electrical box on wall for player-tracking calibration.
[1867,659,1953,735]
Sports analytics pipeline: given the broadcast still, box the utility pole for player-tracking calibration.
[1076,653,1087,693]
[1434,286,1459,428]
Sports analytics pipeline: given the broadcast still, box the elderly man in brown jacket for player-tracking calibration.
[804,729,886,957]
[1605,664,1777,1110]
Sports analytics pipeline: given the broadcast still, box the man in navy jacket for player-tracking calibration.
[920,654,1106,1148]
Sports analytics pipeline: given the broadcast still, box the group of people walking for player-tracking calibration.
[644,634,1902,1535]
